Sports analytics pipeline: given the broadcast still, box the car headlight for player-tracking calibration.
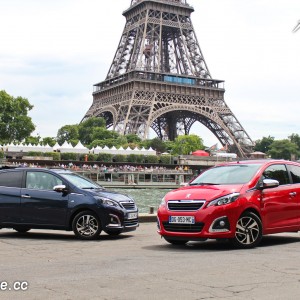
[95,197,119,207]
[160,196,166,207]
[207,193,240,207]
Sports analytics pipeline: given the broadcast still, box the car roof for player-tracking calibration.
[0,167,74,174]
[216,159,300,166]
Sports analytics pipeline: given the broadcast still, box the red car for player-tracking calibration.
[157,160,300,248]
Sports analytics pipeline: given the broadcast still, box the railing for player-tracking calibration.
[75,169,193,186]
[94,71,224,93]
[131,0,191,8]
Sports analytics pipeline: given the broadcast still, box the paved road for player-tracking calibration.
[1,223,300,300]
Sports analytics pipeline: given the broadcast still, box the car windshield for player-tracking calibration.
[190,164,262,185]
[59,173,103,189]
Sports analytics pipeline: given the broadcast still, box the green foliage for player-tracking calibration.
[56,125,79,145]
[24,151,61,160]
[127,154,145,163]
[172,135,204,155]
[41,137,56,147]
[0,90,35,143]
[159,155,172,164]
[289,133,300,150]
[61,153,79,161]
[150,137,166,153]
[96,153,113,162]
[164,141,175,153]
[78,117,106,144]
[267,139,299,160]
[144,155,159,164]
[0,150,4,159]
[126,134,142,144]
[135,155,145,163]
[254,136,275,153]
[27,151,43,157]
[45,152,61,160]
[91,127,120,142]
[69,139,79,147]
[113,155,128,162]
[25,136,40,145]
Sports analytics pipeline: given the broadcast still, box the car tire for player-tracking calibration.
[72,211,102,240]
[13,227,31,233]
[104,230,122,236]
[164,238,188,245]
[230,211,262,249]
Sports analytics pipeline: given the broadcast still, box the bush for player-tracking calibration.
[114,154,127,162]
[145,155,159,164]
[27,151,43,157]
[0,151,4,159]
[61,153,78,161]
[44,152,61,161]
[160,155,172,164]
[96,153,113,163]
[136,155,145,163]
[127,154,145,163]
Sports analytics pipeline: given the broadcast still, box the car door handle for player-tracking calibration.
[21,195,31,199]
[289,192,297,197]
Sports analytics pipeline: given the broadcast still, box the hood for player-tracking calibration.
[165,184,245,202]
[85,189,133,202]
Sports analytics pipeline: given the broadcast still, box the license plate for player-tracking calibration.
[128,212,138,220]
[169,216,195,224]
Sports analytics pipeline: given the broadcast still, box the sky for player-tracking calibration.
[0,0,299,147]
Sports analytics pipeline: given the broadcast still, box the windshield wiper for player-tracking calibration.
[82,187,97,189]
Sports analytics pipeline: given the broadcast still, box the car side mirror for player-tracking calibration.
[53,185,68,193]
[259,179,279,190]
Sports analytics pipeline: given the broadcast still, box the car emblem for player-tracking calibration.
[186,194,192,199]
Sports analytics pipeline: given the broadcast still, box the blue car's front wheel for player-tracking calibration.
[72,211,102,240]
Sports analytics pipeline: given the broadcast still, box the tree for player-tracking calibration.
[267,139,299,160]
[0,90,35,143]
[25,135,41,145]
[91,127,120,142]
[41,137,56,147]
[56,125,79,145]
[254,136,275,153]
[150,138,166,153]
[289,133,300,150]
[126,134,142,144]
[78,117,106,144]
[171,135,204,155]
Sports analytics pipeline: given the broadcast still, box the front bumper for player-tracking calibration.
[105,211,139,233]
[157,202,241,240]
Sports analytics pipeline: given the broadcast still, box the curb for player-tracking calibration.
[139,213,157,223]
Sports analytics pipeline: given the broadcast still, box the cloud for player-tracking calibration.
[0,0,299,146]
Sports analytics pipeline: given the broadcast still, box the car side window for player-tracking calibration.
[0,171,23,188]
[287,165,300,184]
[263,164,290,185]
[26,172,63,190]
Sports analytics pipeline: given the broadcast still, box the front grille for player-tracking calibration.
[162,222,204,233]
[120,201,136,210]
[168,200,205,211]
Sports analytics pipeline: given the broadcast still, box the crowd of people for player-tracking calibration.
[9,162,191,173]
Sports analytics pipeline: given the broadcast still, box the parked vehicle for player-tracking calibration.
[157,160,300,248]
[0,168,138,239]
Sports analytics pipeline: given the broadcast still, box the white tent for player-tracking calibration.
[73,141,89,154]
[59,141,75,153]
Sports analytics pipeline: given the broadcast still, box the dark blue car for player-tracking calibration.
[0,167,138,239]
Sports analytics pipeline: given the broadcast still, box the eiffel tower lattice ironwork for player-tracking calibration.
[84,0,254,157]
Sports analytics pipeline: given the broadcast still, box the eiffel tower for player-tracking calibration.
[84,0,253,157]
